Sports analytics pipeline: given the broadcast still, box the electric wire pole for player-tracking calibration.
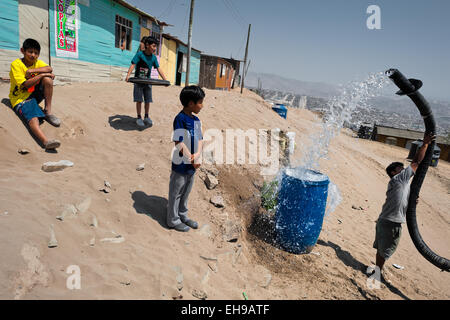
[185,0,195,86]
[241,24,251,94]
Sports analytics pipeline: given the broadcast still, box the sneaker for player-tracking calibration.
[181,218,198,229]
[44,139,61,150]
[45,114,61,127]
[170,223,190,232]
[136,118,145,127]
[144,117,153,126]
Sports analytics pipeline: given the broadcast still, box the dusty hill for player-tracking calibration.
[0,82,449,300]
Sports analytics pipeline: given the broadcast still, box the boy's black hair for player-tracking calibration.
[22,38,41,53]
[386,162,404,178]
[145,36,159,45]
[180,85,205,108]
[141,36,147,42]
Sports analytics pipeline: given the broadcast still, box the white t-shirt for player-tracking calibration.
[378,166,415,224]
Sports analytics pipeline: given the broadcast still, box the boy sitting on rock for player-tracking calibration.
[9,38,61,150]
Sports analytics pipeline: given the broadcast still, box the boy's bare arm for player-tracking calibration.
[25,66,53,79]
[21,73,54,90]
[411,132,436,172]
[175,141,193,160]
[125,64,135,81]
[157,67,167,81]
[192,140,203,168]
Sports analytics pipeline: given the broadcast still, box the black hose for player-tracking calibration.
[385,69,450,272]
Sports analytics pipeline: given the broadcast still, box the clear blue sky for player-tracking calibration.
[128,0,450,101]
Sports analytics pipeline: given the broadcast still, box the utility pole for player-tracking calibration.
[185,0,195,86]
[241,24,251,94]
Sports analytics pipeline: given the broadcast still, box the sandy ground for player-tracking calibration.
[0,82,449,300]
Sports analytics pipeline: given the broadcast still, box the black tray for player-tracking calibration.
[128,77,170,86]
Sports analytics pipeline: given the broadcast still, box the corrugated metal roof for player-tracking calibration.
[201,53,244,63]
[375,125,448,144]
[162,33,201,53]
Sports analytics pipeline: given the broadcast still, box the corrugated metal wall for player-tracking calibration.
[0,0,20,78]
[199,55,217,89]
[176,44,200,85]
[160,37,177,85]
[0,0,20,50]
[48,0,141,81]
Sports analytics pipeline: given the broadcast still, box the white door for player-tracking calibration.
[19,0,50,63]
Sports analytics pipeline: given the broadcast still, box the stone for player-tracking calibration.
[200,255,218,261]
[210,195,225,208]
[100,180,112,193]
[89,237,95,247]
[204,174,218,190]
[223,220,241,242]
[192,289,207,300]
[56,204,77,221]
[18,149,30,155]
[48,225,58,248]
[90,215,98,228]
[205,167,219,177]
[136,163,145,171]
[207,262,218,273]
[76,197,91,214]
[100,235,125,244]
[42,160,74,172]
[173,266,183,291]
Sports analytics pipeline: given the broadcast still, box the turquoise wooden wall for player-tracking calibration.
[177,44,200,85]
[49,0,140,67]
[0,0,20,50]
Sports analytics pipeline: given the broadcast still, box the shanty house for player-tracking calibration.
[0,0,168,82]
[199,54,241,91]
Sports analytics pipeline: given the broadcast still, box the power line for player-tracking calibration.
[220,0,246,29]
[157,0,177,20]
[224,0,245,26]
[179,0,190,35]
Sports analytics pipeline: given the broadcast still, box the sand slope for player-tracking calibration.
[0,82,448,300]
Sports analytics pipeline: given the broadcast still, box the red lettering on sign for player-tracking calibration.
[59,30,64,38]
[58,4,64,12]
[59,12,64,20]
[59,38,64,47]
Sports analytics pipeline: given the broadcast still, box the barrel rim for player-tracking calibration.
[282,168,330,186]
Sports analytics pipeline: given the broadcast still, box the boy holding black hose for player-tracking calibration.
[369,132,435,282]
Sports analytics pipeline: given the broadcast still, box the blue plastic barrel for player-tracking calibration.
[275,168,329,254]
[272,103,287,119]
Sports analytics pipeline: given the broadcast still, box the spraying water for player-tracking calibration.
[256,73,392,251]
[281,72,391,216]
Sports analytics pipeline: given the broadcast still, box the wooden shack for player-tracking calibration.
[199,54,241,90]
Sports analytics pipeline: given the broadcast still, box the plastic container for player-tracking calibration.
[272,103,287,119]
[275,168,329,254]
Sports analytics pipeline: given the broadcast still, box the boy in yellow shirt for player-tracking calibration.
[9,38,61,150]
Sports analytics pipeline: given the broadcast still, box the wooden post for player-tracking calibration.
[241,24,251,94]
[185,0,195,86]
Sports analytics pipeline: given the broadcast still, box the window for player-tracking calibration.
[115,15,132,51]
[220,64,226,78]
